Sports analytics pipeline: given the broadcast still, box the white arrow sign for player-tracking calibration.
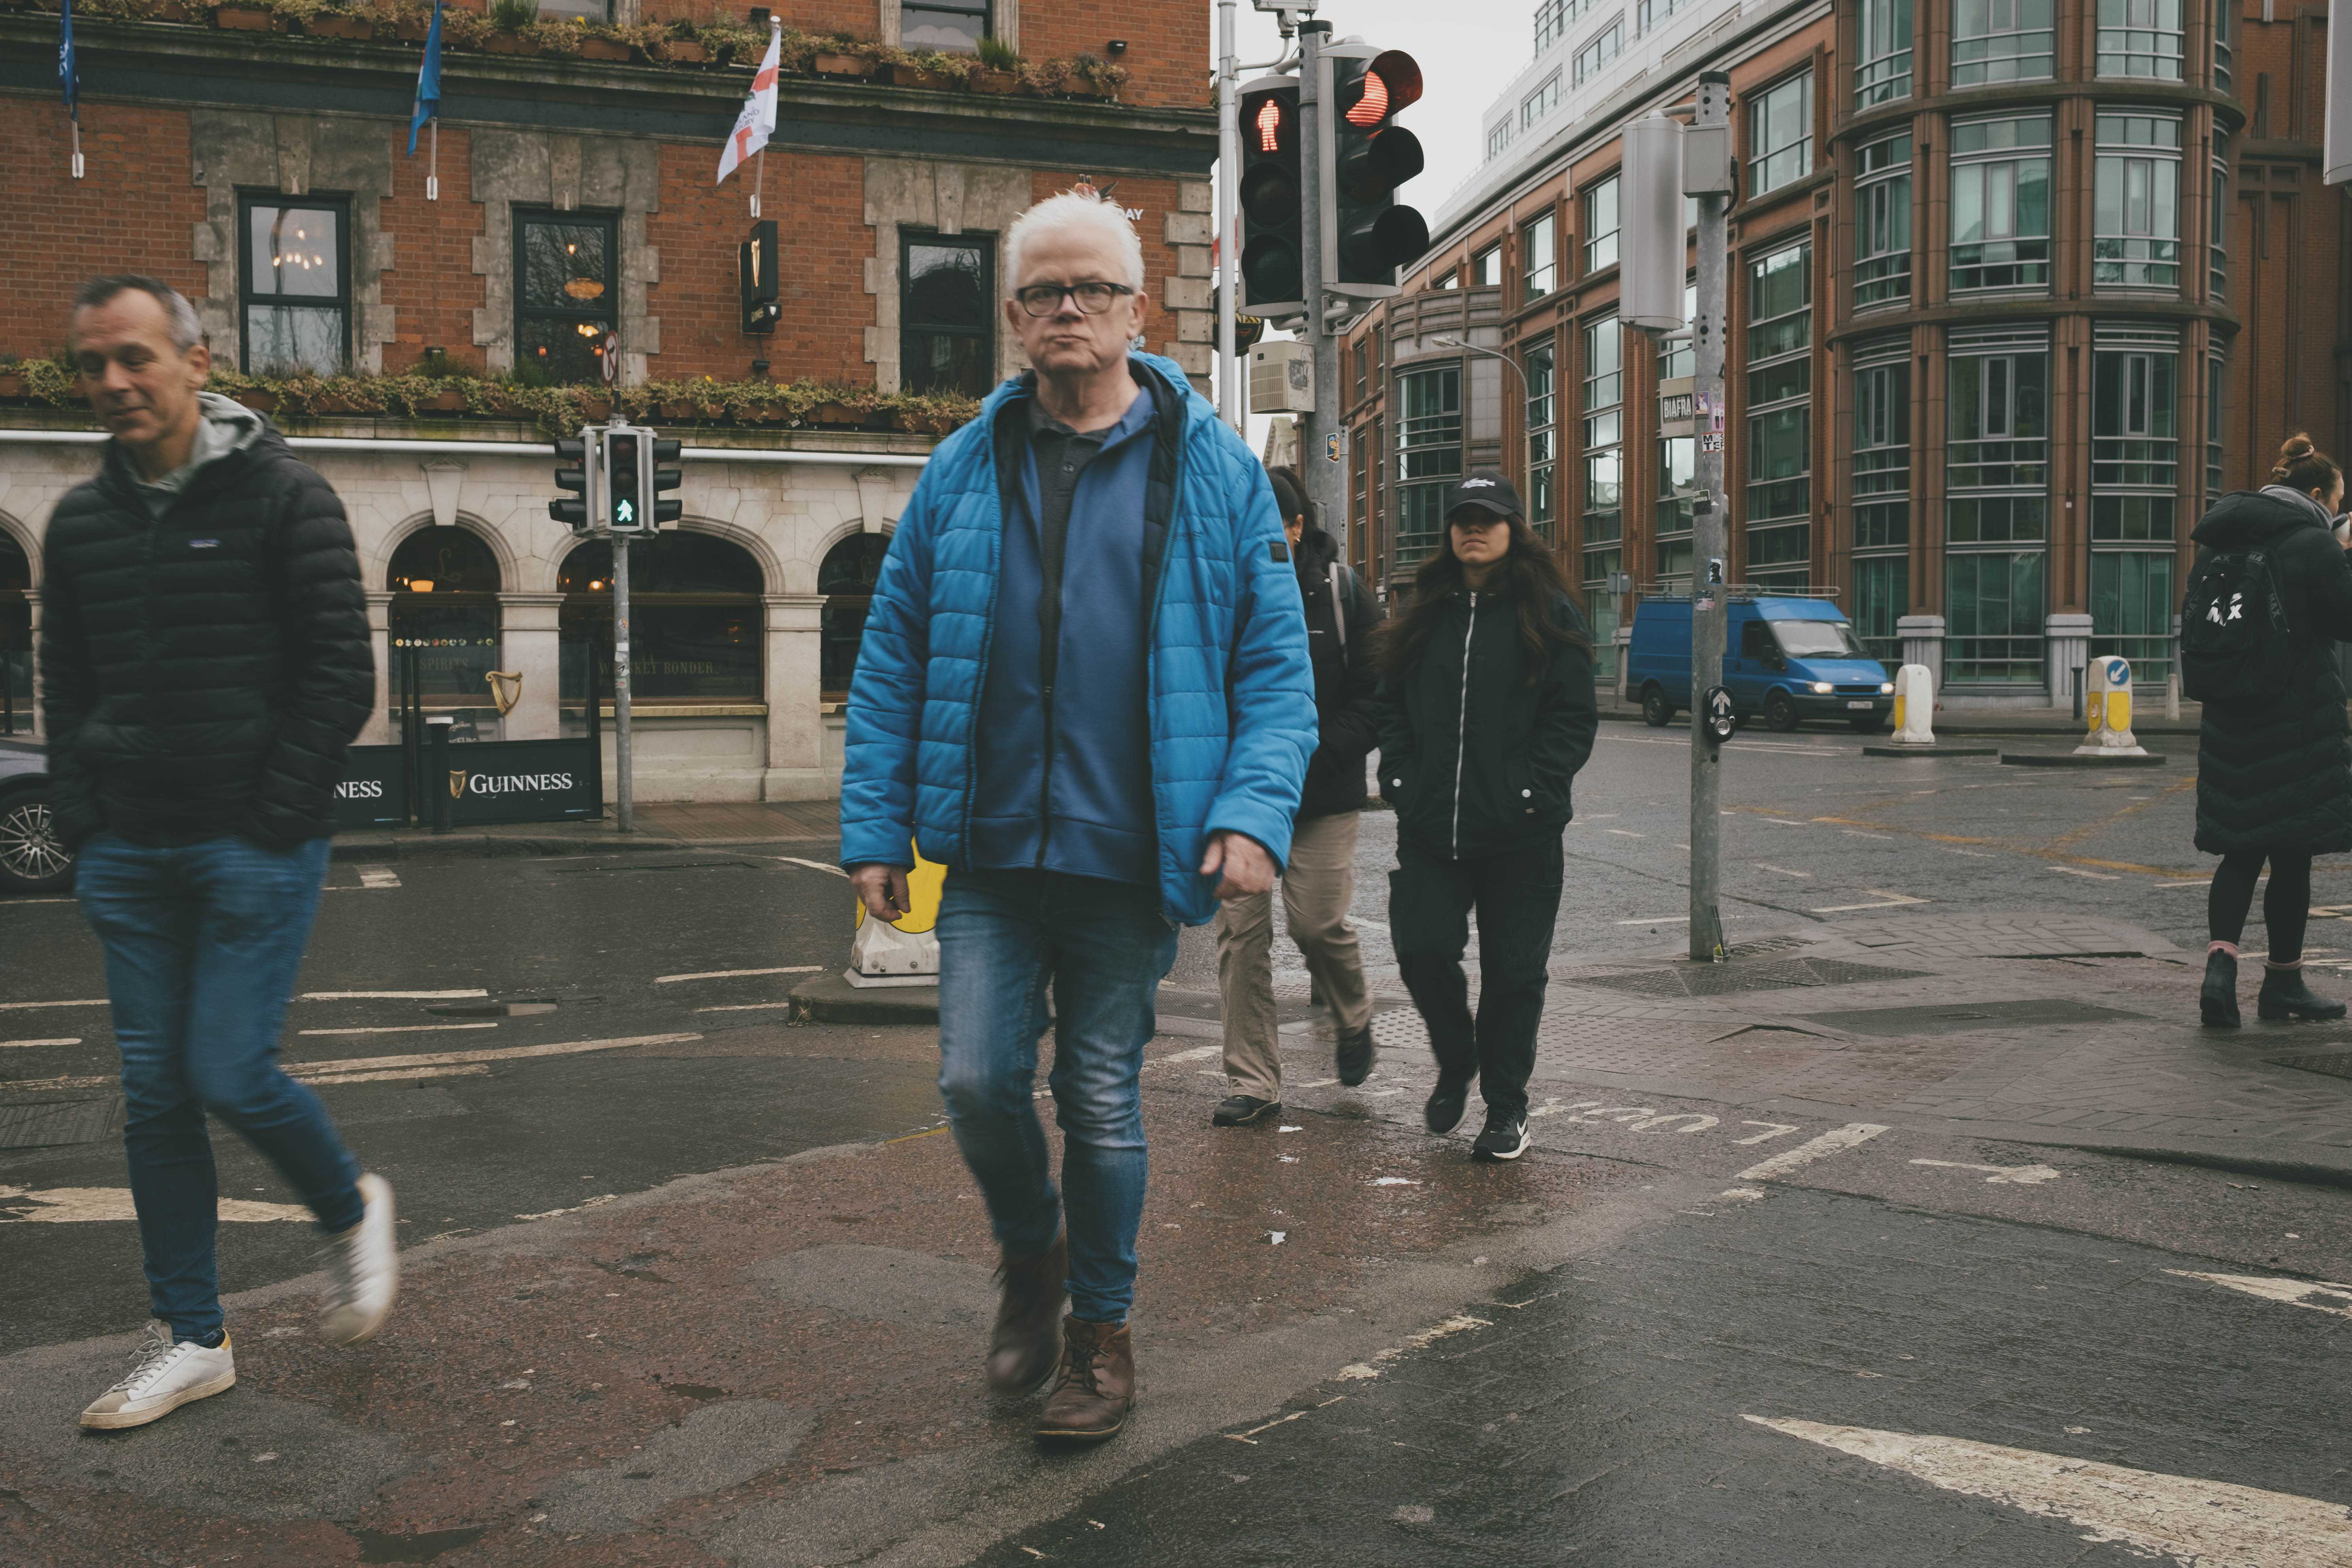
[1909,1158,2062,1185]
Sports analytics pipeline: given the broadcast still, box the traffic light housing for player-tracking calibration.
[741,220,779,334]
[1324,47,1427,288]
[651,437,682,526]
[603,430,645,533]
[1237,77,1303,313]
[550,436,592,534]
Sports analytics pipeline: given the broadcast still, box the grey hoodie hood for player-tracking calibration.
[2259,483,2335,532]
[129,391,268,517]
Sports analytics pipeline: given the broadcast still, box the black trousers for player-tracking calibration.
[1389,833,1565,1121]
[2208,849,2314,964]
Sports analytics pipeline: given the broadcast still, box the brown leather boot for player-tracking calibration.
[986,1234,1067,1396]
[1034,1314,1134,1443]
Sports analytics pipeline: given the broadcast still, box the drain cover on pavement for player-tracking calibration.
[2269,1052,2352,1081]
[0,1097,121,1150]
[1574,958,1930,998]
[1798,999,2147,1037]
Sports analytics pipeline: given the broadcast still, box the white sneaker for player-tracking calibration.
[319,1172,399,1346]
[79,1321,236,1430]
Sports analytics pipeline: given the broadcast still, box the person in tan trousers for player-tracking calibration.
[1213,467,1386,1125]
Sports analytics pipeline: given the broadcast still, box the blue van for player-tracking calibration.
[1627,595,1894,733]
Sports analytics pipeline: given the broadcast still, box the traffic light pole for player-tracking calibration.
[1688,70,1732,962]
[612,523,634,834]
[1295,19,1343,547]
[1215,0,1243,432]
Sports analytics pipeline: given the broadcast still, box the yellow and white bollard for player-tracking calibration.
[1890,664,1936,747]
[2074,656,2148,757]
[846,844,945,988]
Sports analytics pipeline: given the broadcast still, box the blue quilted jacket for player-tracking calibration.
[839,354,1318,926]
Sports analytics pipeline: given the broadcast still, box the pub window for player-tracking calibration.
[559,533,765,705]
[819,533,894,702]
[389,526,502,736]
[515,210,617,385]
[903,0,990,49]
[902,232,993,397]
[241,195,351,375]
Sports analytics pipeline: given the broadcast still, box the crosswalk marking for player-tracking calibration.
[1749,1416,2352,1565]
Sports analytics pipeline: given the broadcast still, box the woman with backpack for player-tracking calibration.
[1373,472,1598,1159]
[2186,433,2352,1026]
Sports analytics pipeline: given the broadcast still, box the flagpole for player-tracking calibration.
[70,119,83,181]
[428,117,438,201]
[752,147,764,219]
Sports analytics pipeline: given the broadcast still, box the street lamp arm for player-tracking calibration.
[1430,336,1536,536]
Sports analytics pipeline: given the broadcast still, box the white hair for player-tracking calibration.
[1003,192,1146,294]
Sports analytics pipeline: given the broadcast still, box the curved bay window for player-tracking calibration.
[820,534,893,703]
[389,527,502,736]
[0,531,28,734]
[1945,326,2050,686]
[559,533,764,708]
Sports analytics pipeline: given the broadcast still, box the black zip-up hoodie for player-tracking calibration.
[1374,585,1599,860]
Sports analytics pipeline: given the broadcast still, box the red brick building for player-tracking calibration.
[1344,0,2346,711]
[0,0,1213,796]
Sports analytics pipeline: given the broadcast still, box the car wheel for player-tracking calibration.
[1641,685,1674,727]
[0,789,75,894]
[1763,691,1800,733]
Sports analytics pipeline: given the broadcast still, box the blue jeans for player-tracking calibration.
[75,833,363,1342]
[936,869,1177,1324]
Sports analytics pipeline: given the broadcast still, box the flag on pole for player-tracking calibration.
[58,0,79,122]
[407,0,443,157]
[717,22,782,185]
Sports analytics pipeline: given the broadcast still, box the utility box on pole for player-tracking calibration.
[1250,340,1315,411]
[1619,114,1686,330]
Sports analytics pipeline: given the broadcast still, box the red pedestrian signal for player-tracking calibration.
[1238,78,1304,311]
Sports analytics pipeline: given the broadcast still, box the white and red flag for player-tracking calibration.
[717,22,782,186]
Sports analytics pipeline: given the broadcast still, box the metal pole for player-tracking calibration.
[1441,336,1530,528]
[613,530,634,834]
[1296,20,1345,549]
[1688,70,1732,963]
[1215,0,1242,432]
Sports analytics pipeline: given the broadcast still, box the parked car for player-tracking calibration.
[1629,595,1894,734]
[0,738,74,894]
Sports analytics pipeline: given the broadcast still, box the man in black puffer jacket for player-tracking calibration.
[43,277,398,1432]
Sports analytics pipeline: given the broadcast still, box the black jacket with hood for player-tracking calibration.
[1374,583,1599,860]
[40,396,375,851]
[1292,523,1384,819]
[2190,486,2352,856]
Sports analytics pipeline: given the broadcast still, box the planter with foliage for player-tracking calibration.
[811,51,866,77]
[577,36,628,60]
[214,6,279,30]
[302,11,372,38]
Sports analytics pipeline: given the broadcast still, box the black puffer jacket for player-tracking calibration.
[1293,525,1384,819]
[2191,488,2352,856]
[40,423,374,851]
[1375,585,1599,860]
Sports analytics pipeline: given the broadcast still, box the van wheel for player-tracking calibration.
[0,789,75,894]
[1641,686,1674,727]
[1763,691,1800,732]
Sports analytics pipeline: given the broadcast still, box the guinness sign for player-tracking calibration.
[438,740,599,826]
[332,745,409,830]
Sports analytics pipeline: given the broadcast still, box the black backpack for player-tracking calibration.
[2180,547,2294,702]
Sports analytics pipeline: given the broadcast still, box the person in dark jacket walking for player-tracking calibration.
[1211,467,1386,1127]
[1374,472,1599,1160]
[42,277,397,1430]
[2192,433,2352,1026]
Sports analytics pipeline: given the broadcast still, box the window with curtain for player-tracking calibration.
[2210,131,2231,301]
[1856,0,1914,107]
[1395,364,1464,569]
[903,1,990,49]
[1745,244,1811,586]
[1584,176,1620,272]
[1855,132,1913,308]
[902,233,994,395]
[1574,18,1625,85]
[1946,328,2050,684]
[1952,0,2054,85]
[241,197,350,375]
[1748,73,1813,196]
[1852,337,1911,665]
[2097,0,2183,78]
[1525,211,1557,300]
[1950,115,2052,294]
[2094,112,2182,290]
[1526,339,1557,542]
[515,210,616,385]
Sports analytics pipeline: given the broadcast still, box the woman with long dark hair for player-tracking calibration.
[2189,433,2352,1025]
[1373,473,1598,1160]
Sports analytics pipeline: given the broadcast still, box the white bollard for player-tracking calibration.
[2074,655,2148,757]
[1890,664,1936,746]
[845,845,943,988]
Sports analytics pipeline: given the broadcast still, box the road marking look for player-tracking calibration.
[0,1000,106,1011]
[654,965,823,984]
[1616,915,1692,924]
[2048,866,2123,880]
[297,1023,500,1038]
[2165,1270,2352,1319]
[764,856,850,878]
[1811,892,1928,913]
[1735,1123,1889,1181]
[1748,1416,2352,1566]
[2,1186,310,1224]
[0,1038,80,1049]
[289,1033,702,1081]
[1910,1157,2062,1185]
[301,989,490,1001]
[357,866,402,888]
[1755,864,1814,878]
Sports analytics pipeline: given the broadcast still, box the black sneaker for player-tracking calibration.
[1335,1025,1376,1087]
[1471,1112,1530,1162]
[1212,1094,1282,1127]
[1424,1077,1471,1136]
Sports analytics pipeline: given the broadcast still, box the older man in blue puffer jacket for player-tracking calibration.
[840,192,1316,1446]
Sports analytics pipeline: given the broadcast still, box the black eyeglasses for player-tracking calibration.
[1014,281,1135,317]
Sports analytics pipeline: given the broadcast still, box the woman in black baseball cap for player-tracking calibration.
[1371,470,1599,1161]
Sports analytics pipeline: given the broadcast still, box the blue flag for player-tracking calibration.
[58,0,79,123]
[407,0,442,156]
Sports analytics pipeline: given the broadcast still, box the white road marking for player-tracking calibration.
[764,857,850,878]
[1,1038,80,1049]
[1719,1188,1767,1201]
[1628,1113,1717,1134]
[1735,1122,1889,1181]
[654,966,822,984]
[304,1064,492,1085]
[1335,1315,1493,1381]
[0,1185,309,1224]
[1747,1415,2352,1566]
[2048,866,2122,880]
[2155,879,2209,889]
[1763,817,1811,826]
[2165,1270,2352,1319]
[0,1074,113,1093]
[693,1002,798,1013]
[356,866,401,888]
[1910,1157,2063,1185]
[1156,1044,1222,1065]
[1811,891,1928,913]
[298,1023,499,1037]
[1755,864,1814,879]
[0,1000,107,1011]
[1605,829,1648,839]
[1733,1122,1799,1145]
[1840,830,1896,841]
[1616,915,1692,925]
[289,1033,700,1079]
[300,989,489,1001]
[1942,848,1995,858]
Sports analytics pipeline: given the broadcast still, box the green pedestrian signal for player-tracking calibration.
[615,498,635,526]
